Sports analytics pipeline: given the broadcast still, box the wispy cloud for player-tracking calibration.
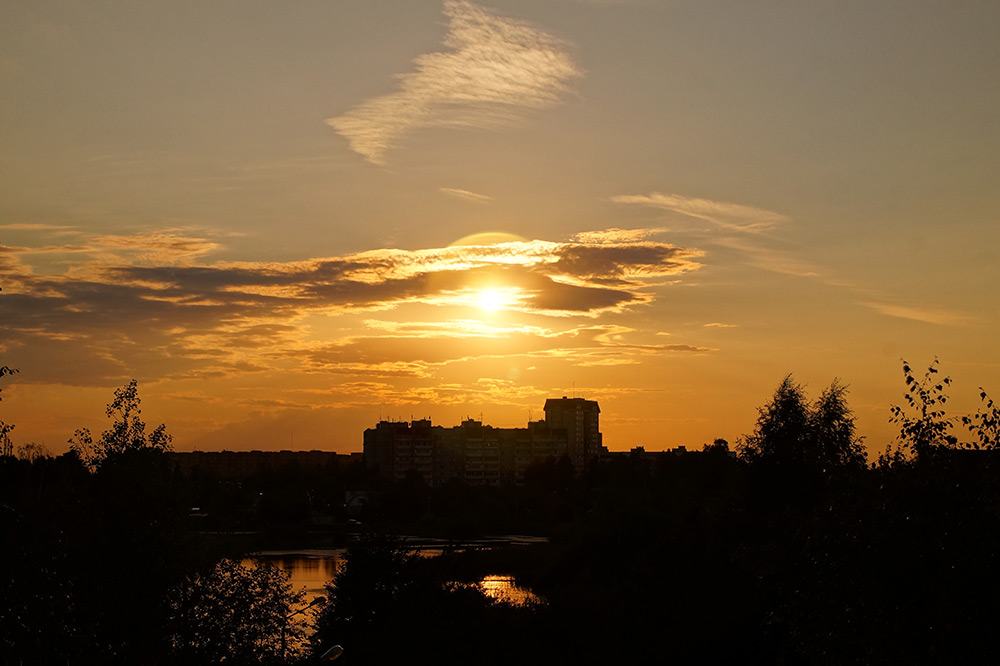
[563,0,641,5]
[611,192,789,233]
[3,228,222,265]
[294,322,709,379]
[327,0,581,165]
[711,236,823,278]
[612,192,828,281]
[90,232,220,265]
[609,192,974,329]
[0,224,74,231]
[571,227,665,244]
[440,187,493,203]
[862,302,971,326]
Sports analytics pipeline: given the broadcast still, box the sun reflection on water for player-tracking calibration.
[477,575,542,606]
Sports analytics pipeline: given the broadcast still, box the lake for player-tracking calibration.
[248,544,542,607]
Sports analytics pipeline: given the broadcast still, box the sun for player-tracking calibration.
[468,286,523,313]
[477,288,506,312]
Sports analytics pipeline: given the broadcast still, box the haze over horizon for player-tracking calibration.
[2,0,998,455]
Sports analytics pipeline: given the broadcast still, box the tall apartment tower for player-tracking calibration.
[543,396,602,471]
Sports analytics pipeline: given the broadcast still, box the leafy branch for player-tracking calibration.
[0,364,17,457]
[961,388,1000,450]
[887,358,957,461]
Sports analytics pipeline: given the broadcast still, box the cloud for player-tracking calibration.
[0,228,703,385]
[0,224,74,231]
[79,236,697,317]
[562,0,640,4]
[711,236,823,278]
[608,194,826,283]
[90,232,220,265]
[862,302,970,326]
[440,187,493,203]
[608,192,971,332]
[611,192,789,233]
[291,322,709,379]
[327,0,581,165]
[571,228,666,244]
[2,229,223,275]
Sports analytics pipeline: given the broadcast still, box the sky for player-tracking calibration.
[1,0,999,456]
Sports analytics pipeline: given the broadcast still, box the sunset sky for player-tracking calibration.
[2,0,999,455]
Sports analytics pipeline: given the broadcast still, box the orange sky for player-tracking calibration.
[1,1,999,456]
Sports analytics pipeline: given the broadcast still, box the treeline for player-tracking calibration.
[4,360,1000,664]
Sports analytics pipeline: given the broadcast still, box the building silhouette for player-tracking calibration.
[168,449,361,478]
[364,398,603,486]
[543,396,602,470]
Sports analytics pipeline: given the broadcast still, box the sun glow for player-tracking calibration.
[445,286,524,313]
[449,231,528,247]
[477,288,510,311]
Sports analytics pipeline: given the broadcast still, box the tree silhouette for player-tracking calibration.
[738,375,865,472]
[168,558,306,664]
[313,533,418,642]
[0,364,17,458]
[739,375,810,468]
[809,380,867,470]
[961,387,1000,450]
[69,379,172,470]
[885,358,957,462]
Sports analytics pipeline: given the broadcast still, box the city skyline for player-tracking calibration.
[2,1,999,455]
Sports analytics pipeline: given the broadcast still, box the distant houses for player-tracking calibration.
[168,449,362,478]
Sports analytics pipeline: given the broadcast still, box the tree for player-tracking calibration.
[961,387,1000,450]
[738,375,810,468]
[0,363,17,458]
[312,532,419,643]
[809,380,867,470]
[886,358,957,461]
[738,375,866,472]
[0,420,12,458]
[703,438,731,454]
[58,381,187,663]
[70,379,172,470]
[167,558,307,665]
[15,442,49,462]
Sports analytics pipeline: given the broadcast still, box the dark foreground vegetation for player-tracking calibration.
[4,360,1000,664]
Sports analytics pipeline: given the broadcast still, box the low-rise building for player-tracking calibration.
[168,449,361,478]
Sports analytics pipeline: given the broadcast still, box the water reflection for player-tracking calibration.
[246,549,344,604]
[251,550,541,607]
[477,575,542,606]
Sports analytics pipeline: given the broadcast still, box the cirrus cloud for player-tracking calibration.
[611,192,789,233]
[439,187,493,204]
[327,0,581,165]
